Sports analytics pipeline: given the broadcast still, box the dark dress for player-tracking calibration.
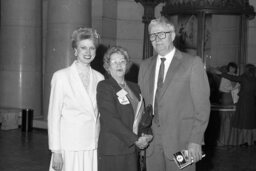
[96,76,142,171]
[221,73,256,129]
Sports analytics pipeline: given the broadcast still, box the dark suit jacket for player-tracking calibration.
[138,49,210,159]
[97,76,142,155]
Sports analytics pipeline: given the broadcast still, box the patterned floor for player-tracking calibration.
[0,129,256,171]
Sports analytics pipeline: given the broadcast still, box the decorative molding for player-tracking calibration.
[162,0,255,19]
[135,0,163,6]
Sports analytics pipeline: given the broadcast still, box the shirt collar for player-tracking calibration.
[157,48,175,64]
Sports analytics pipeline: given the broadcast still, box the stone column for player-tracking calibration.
[43,0,92,119]
[0,0,42,117]
[135,0,162,59]
[197,12,206,64]
[238,14,248,73]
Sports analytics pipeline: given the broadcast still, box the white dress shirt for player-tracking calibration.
[153,48,175,111]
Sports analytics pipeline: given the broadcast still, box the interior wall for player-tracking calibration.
[43,0,256,71]
[104,0,255,68]
[115,0,143,65]
[92,0,103,35]
[44,0,164,66]
[114,1,164,65]
[210,15,240,68]
[92,0,164,66]
[101,0,118,46]
[247,0,256,66]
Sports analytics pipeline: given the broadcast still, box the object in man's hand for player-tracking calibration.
[173,150,205,169]
[138,104,153,136]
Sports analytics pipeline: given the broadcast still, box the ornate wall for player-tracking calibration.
[0,0,256,121]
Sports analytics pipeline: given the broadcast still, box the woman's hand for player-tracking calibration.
[141,133,153,143]
[135,137,147,149]
[135,134,153,149]
[52,152,63,171]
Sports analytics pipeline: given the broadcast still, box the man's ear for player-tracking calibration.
[171,32,176,42]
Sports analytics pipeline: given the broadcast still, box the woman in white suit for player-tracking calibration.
[48,27,104,171]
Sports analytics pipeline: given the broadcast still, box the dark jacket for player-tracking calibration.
[97,76,142,155]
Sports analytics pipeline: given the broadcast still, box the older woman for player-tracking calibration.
[96,46,152,171]
[48,27,104,171]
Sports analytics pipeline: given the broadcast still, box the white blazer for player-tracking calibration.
[48,61,104,151]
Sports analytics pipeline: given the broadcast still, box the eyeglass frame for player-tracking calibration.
[110,60,127,66]
[149,31,173,41]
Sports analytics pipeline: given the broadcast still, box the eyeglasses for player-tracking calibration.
[149,31,173,41]
[110,60,127,66]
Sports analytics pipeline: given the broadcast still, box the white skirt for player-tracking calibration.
[49,149,97,171]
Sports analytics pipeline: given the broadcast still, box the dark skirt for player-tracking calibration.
[98,152,138,171]
[219,92,234,106]
[231,95,256,129]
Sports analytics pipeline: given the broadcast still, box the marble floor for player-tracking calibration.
[0,128,256,171]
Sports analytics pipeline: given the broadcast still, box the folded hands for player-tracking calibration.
[135,133,153,149]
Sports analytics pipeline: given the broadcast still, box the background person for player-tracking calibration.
[47,27,104,171]
[138,16,210,171]
[218,62,240,105]
[214,64,256,146]
[97,46,152,171]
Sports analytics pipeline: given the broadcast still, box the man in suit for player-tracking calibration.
[138,16,210,171]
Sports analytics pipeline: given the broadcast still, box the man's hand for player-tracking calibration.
[52,152,63,171]
[187,142,203,163]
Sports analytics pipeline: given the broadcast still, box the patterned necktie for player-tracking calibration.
[154,57,166,126]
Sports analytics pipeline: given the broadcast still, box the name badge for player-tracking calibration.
[116,89,130,105]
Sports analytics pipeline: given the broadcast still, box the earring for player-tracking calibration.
[74,50,78,57]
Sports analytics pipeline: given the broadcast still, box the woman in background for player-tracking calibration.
[97,46,152,171]
[216,64,256,146]
[48,27,104,171]
[218,62,239,105]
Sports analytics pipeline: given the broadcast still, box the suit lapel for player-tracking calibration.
[148,56,157,104]
[108,76,122,93]
[126,81,140,101]
[159,50,182,99]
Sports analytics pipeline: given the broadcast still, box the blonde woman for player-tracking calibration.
[48,27,104,171]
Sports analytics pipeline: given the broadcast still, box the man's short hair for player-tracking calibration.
[148,16,175,33]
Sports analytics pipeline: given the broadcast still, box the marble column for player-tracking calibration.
[43,0,92,119]
[135,0,162,59]
[238,14,248,73]
[0,0,42,117]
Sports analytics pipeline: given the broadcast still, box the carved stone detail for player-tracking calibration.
[162,0,255,18]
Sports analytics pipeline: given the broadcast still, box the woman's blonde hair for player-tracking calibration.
[71,27,100,49]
